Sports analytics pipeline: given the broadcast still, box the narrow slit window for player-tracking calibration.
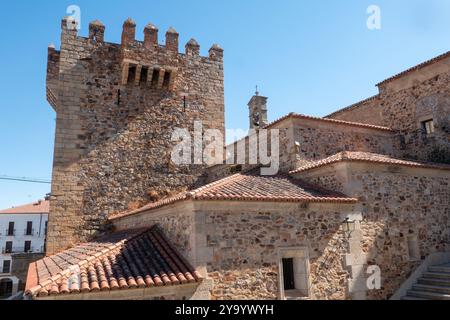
[162,71,171,89]
[140,66,149,85]
[151,69,160,88]
[127,65,137,85]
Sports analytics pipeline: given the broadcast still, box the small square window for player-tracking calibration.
[422,119,435,135]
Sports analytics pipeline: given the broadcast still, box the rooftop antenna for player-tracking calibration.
[255,85,259,96]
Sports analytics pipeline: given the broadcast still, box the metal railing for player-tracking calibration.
[3,229,16,236]
[1,247,37,254]
[23,229,35,236]
[1,268,11,274]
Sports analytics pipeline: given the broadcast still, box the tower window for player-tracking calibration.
[127,65,137,84]
[162,71,171,89]
[422,119,435,135]
[140,66,149,85]
[151,69,160,88]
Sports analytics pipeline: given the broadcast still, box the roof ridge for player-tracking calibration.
[192,173,246,198]
[325,95,380,118]
[290,151,450,174]
[288,113,394,132]
[376,50,450,86]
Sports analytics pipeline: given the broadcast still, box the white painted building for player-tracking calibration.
[0,199,49,299]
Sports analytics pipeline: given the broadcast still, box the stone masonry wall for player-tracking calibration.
[112,201,196,264]
[380,75,450,163]
[194,202,355,300]
[291,118,397,168]
[327,60,450,164]
[326,96,384,126]
[205,117,397,184]
[46,19,224,254]
[298,163,450,299]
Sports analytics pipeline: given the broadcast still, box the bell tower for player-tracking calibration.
[248,88,268,129]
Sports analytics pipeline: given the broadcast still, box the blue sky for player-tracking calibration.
[0,0,449,209]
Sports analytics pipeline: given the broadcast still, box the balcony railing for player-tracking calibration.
[1,247,39,254]
[24,229,35,236]
[3,229,16,236]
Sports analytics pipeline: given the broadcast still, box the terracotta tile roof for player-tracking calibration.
[290,152,450,174]
[376,50,450,86]
[325,95,380,118]
[110,169,358,221]
[266,113,394,132]
[0,200,49,215]
[25,225,202,298]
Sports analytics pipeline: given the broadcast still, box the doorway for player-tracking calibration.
[282,258,296,290]
[0,279,13,299]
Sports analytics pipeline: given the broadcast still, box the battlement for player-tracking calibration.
[61,17,223,61]
[57,17,223,93]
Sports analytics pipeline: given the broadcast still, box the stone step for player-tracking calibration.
[412,284,450,294]
[423,271,450,280]
[407,290,450,300]
[428,266,450,274]
[418,277,450,287]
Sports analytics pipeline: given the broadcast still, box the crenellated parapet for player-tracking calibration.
[56,17,223,93]
[59,17,222,60]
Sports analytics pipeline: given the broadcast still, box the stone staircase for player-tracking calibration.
[402,264,450,300]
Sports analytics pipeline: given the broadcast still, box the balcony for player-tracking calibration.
[24,229,35,236]
[1,247,39,254]
[2,229,16,237]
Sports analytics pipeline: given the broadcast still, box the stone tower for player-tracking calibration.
[248,90,268,129]
[45,17,225,254]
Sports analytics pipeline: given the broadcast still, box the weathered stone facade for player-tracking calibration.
[42,17,449,301]
[113,200,358,300]
[328,53,450,164]
[46,18,224,254]
[295,162,450,299]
